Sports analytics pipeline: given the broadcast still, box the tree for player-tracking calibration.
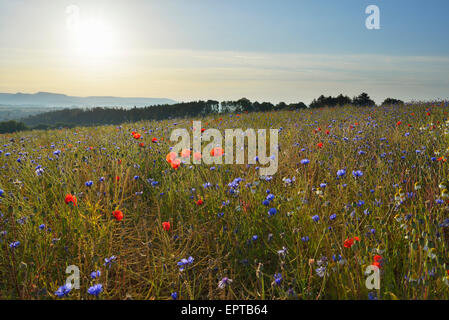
[352,93,375,107]
[381,98,404,106]
[0,120,28,134]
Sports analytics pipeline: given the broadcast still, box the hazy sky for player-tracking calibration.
[1,0,448,104]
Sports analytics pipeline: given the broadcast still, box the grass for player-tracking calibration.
[1,103,449,300]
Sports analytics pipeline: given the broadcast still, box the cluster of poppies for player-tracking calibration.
[343,237,360,248]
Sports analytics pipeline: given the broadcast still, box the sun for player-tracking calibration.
[68,18,116,59]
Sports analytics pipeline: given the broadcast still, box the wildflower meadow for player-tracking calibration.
[1,103,449,300]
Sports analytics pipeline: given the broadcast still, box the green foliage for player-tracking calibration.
[0,120,29,134]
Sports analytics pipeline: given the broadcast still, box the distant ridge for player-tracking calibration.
[0,92,177,108]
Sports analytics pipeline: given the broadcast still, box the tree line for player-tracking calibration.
[0,93,404,133]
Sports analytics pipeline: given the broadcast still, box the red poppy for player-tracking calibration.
[193,152,202,161]
[343,237,360,248]
[317,142,323,149]
[166,152,178,164]
[201,128,206,133]
[326,130,330,135]
[210,147,224,157]
[162,221,170,231]
[133,133,141,140]
[373,255,383,262]
[115,176,120,181]
[139,142,145,147]
[181,149,191,158]
[343,238,354,248]
[152,137,158,143]
[397,121,402,126]
[196,199,204,206]
[65,194,77,206]
[171,158,181,170]
[113,210,123,221]
[372,261,381,269]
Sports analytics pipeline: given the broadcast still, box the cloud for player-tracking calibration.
[1,48,448,103]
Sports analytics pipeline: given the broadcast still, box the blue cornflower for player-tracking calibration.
[177,256,194,271]
[312,215,320,222]
[273,273,283,285]
[39,224,46,231]
[329,214,337,221]
[300,159,310,165]
[352,170,363,178]
[9,241,20,249]
[90,270,101,279]
[368,292,378,300]
[171,292,178,300]
[262,199,270,206]
[266,194,275,201]
[104,255,117,267]
[85,181,93,187]
[54,283,72,298]
[301,236,309,242]
[252,235,258,241]
[337,169,346,177]
[87,284,103,296]
[268,208,277,217]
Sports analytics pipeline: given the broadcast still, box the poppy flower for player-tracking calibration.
[181,149,191,158]
[343,238,354,248]
[113,210,123,221]
[373,255,383,263]
[397,121,402,126]
[139,142,145,148]
[162,221,170,231]
[317,142,323,149]
[171,158,181,170]
[115,176,120,182]
[210,147,224,157]
[133,133,141,140]
[372,261,381,269]
[193,152,202,161]
[343,237,360,248]
[65,194,77,206]
[201,128,206,133]
[152,138,158,143]
[166,152,178,164]
[196,199,204,206]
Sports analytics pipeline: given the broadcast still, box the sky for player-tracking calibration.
[0,0,448,104]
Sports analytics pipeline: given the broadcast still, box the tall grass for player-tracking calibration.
[0,104,448,300]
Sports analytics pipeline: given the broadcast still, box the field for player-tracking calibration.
[1,104,449,300]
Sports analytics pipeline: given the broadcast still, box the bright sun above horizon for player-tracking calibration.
[66,5,117,59]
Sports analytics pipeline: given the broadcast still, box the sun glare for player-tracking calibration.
[66,6,117,60]
[70,19,116,58]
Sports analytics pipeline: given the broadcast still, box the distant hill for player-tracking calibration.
[0,92,177,109]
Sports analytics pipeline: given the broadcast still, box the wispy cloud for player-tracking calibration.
[1,48,448,103]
